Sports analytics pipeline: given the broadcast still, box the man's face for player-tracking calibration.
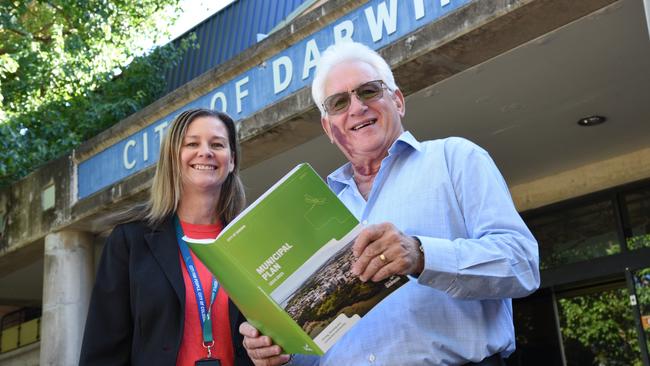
[321,61,405,162]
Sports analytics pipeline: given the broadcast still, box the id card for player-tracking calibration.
[195,358,221,366]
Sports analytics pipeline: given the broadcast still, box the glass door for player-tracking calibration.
[628,267,650,365]
[507,289,564,366]
[556,281,645,366]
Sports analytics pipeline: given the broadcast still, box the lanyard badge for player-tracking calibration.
[175,216,221,364]
[195,358,221,366]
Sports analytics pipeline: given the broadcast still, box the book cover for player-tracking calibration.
[185,163,406,355]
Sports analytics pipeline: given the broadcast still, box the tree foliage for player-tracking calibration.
[559,266,650,366]
[0,0,194,186]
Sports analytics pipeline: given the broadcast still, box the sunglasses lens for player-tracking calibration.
[325,93,350,114]
[357,81,383,101]
[323,80,385,115]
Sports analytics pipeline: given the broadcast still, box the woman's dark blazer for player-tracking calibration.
[79,216,253,366]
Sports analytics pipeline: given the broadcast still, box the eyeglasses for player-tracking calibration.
[322,80,388,115]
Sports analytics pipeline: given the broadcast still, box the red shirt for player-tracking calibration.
[177,221,234,366]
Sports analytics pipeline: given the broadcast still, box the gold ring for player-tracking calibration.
[379,254,386,262]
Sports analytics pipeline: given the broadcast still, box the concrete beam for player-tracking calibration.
[0,0,622,265]
[511,145,650,211]
[71,0,367,164]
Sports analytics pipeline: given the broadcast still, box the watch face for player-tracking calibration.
[195,358,221,366]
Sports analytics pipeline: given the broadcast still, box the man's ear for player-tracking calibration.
[321,116,334,144]
[392,88,406,117]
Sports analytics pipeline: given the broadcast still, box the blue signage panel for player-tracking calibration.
[78,0,472,199]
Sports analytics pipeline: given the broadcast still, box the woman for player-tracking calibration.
[79,108,253,366]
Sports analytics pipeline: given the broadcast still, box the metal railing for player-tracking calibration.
[0,308,41,353]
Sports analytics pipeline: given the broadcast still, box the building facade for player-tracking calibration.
[0,0,649,364]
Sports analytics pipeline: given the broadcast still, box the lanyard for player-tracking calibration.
[174,216,219,355]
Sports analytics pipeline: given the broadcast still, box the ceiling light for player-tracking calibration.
[577,115,606,127]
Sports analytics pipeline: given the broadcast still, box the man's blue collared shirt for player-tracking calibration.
[294,132,539,366]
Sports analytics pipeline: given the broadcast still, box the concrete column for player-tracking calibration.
[40,231,94,366]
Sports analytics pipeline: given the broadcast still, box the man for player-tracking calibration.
[240,41,539,366]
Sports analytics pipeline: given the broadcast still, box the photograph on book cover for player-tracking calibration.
[270,224,404,349]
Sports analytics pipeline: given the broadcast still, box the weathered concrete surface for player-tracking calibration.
[0,0,622,271]
[0,155,70,277]
[40,231,93,366]
[0,342,40,366]
[511,145,650,212]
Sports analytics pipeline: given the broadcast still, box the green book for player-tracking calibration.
[185,163,406,355]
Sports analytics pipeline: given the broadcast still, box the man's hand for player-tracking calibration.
[351,222,424,282]
[240,322,292,366]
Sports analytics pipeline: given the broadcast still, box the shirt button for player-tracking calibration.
[368,353,376,363]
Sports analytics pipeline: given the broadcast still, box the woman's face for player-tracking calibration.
[179,116,235,195]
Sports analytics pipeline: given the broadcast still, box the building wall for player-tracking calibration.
[1,0,648,363]
[0,342,39,366]
[164,0,312,92]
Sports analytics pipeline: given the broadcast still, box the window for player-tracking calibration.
[622,188,650,250]
[526,199,620,269]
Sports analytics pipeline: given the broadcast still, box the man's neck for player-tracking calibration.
[351,159,382,200]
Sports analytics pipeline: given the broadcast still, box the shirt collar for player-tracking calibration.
[327,131,421,193]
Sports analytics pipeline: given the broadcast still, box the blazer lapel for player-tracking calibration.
[228,299,239,338]
[145,216,185,302]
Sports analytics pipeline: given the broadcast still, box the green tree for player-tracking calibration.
[558,267,650,366]
[0,0,194,186]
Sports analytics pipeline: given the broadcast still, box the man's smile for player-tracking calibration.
[350,118,377,131]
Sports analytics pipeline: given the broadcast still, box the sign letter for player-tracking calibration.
[273,56,293,94]
[142,132,149,162]
[333,20,354,43]
[413,0,425,20]
[211,91,228,113]
[235,77,249,114]
[302,39,321,80]
[123,140,136,170]
[364,0,398,42]
[154,121,169,149]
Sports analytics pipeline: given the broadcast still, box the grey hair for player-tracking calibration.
[311,41,398,116]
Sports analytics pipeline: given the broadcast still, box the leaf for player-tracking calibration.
[0,0,194,187]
